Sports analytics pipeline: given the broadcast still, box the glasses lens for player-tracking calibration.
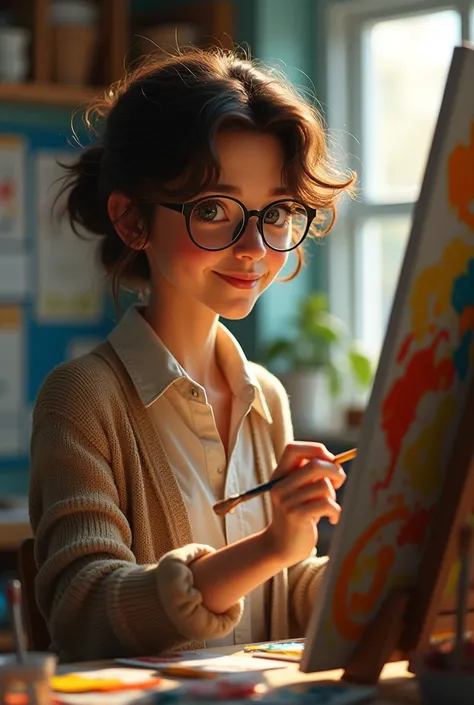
[189,197,245,250]
[262,201,308,251]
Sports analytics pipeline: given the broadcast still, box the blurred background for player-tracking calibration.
[0,0,471,648]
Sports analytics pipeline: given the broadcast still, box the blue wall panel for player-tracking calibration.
[0,116,114,489]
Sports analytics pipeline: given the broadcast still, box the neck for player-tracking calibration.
[143,279,221,390]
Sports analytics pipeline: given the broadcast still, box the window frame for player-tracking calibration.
[324,0,473,355]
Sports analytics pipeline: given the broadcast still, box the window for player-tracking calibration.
[326,0,473,360]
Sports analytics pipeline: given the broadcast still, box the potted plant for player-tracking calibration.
[259,292,374,430]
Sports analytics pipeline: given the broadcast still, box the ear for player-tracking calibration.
[107,191,147,250]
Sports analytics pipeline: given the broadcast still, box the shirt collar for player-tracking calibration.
[215,322,273,424]
[108,306,272,424]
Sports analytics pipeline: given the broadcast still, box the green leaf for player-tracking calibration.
[304,292,329,315]
[327,362,342,397]
[298,292,329,332]
[261,339,294,363]
[348,347,374,388]
[306,312,346,342]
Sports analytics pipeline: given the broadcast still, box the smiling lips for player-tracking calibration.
[214,271,263,289]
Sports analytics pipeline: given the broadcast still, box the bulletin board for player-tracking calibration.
[0,117,116,481]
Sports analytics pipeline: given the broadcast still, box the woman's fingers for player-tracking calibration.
[272,441,335,480]
[273,458,346,493]
[282,477,336,508]
[272,476,342,525]
[293,497,342,525]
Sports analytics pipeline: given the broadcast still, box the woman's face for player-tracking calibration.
[145,130,293,320]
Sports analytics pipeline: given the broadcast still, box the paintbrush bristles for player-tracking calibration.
[213,496,242,516]
[7,579,26,663]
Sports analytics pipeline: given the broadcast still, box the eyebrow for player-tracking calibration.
[210,184,291,197]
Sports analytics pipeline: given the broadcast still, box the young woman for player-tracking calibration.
[29,48,355,662]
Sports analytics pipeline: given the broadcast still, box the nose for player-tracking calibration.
[232,215,266,261]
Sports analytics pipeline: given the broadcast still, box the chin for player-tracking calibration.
[213,299,257,320]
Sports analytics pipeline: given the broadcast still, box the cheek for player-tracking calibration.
[268,251,290,278]
[151,220,218,277]
[258,251,290,292]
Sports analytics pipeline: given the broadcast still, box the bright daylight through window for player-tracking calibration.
[326,1,473,371]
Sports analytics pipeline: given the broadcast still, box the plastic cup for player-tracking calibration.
[0,652,57,705]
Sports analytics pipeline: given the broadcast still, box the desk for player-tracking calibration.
[59,646,421,704]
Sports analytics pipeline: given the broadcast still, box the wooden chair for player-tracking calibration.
[17,538,50,651]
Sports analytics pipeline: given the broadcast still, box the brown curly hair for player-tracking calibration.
[59,47,355,301]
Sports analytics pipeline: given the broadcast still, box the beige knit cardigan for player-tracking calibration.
[29,342,327,662]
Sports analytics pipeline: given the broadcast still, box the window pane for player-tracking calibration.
[362,10,461,203]
[356,215,411,355]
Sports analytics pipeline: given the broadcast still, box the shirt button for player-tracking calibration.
[190,388,199,399]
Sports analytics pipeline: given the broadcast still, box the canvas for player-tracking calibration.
[301,43,474,674]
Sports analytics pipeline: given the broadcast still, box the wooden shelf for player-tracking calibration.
[0,82,105,108]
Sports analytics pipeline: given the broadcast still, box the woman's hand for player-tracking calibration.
[263,442,346,566]
[190,441,345,614]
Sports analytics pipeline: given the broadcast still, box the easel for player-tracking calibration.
[341,374,474,685]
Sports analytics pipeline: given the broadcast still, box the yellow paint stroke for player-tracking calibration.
[410,239,472,341]
[333,505,411,641]
[349,546,394,617]
[448,121,474,229]
[352,553,379,583]
[401,394,457,499]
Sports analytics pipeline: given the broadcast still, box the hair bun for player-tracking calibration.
[61,144,109,237]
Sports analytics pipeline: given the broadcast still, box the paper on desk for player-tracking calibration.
[51,666,168,704]
[51,669,162,692]
[52,657,281,705]
[116,653,287,673]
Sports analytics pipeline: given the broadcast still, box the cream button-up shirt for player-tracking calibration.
[109,306,272,646]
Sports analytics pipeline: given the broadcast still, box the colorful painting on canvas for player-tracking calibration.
[301,44,474,673]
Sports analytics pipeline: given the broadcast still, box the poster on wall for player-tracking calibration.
[0,305,24,456]
[0,251,29,298]
[0,135,26,242]
[35,151,104,322]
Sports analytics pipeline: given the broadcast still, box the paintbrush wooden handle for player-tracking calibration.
[213,447,357,517]
[213,476,284,516]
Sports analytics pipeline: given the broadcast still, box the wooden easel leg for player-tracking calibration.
[342,588,411,685]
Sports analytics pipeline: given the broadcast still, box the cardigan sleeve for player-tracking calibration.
[287,554,329,635]
[29,409,243,662]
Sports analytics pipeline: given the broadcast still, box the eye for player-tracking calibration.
[264,205,291,227]
[193,200,227,223]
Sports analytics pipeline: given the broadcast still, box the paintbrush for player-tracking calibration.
[6,579,27,663]
[213,447,357,516]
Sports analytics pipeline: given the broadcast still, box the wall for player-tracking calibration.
[0,105,119,496]
[250,0,328,350]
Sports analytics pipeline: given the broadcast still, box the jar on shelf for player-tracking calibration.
[0,26,30,83]
[50,0,100,85]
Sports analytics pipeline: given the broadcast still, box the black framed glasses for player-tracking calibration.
[160,195,317,252]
